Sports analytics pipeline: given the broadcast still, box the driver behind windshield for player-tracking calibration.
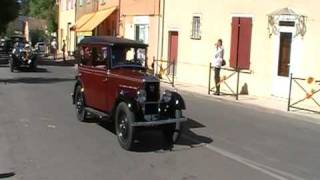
[111,47,145,68]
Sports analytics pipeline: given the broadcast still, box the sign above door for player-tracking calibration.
[267,7,307,38]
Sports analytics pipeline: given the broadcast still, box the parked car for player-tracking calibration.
[10,41,37,72]
[0,38,13,64]
[34,42,47,56]
[0,39,8,62]
[72,36,187,150]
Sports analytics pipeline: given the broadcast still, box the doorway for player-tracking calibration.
[272,30,298,97]
[167,31,178,74]
[278,32,292,77]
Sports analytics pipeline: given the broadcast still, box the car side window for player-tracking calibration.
[80,46,93,66]
[92,47,107,68]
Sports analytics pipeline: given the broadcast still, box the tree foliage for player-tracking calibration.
[20,0,30,15]
[0,0,20,34]
[28,0,57,33]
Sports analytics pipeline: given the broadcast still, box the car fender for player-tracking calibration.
[168,91,186,110]
[112,92,140,114]
[72,79,84,104]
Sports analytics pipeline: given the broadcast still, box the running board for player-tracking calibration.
[85,107,110,119]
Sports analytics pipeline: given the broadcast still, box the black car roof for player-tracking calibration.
[79,36,148,47]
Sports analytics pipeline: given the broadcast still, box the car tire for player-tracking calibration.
[115,102,136,151]
[163,110,183,144]
[9,58,14,72]
[74,85,88,122]
[32,57,37,71]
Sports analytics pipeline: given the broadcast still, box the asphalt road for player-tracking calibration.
[0,63,320,180]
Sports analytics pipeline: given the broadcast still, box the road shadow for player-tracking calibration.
[38,58,76,67]
[176,118,213,146]
[0,77,75,84]
[97,117,213,153]
[13,67,49,73]
[0,64,9,68]
[0,172,15,179]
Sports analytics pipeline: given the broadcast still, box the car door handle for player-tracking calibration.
[102,78,108,82]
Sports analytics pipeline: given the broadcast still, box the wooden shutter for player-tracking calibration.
[230,17,252,70]
[230,17,239,68]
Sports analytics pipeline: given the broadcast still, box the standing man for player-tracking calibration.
[51,38,57,61]
[212,39,224,96]
[62,40,67,63]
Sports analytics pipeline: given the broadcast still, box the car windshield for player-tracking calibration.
[111,46,146,68]
[15,42,26,49]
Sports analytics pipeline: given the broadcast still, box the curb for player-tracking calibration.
[161,82,320,125]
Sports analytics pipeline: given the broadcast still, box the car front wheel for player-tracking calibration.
[74,85,87,122]
[115,102,136,150]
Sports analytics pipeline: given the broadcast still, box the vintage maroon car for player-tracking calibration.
[72,36,186,150]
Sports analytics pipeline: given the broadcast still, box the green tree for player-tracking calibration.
[28,0,57,33]
[30,29,48,45]
[0,0,20,34]
[20,0,30,15]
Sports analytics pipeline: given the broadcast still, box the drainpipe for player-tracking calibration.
[160,0,165,59]
[156,0,161,60]
[117,0,122,37]
[74,0,78,46]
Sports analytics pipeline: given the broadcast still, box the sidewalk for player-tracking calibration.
[161,81,320,123]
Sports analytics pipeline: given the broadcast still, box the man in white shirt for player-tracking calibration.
[51,38,57,60]
[212,39,224,95]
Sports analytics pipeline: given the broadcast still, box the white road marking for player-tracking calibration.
[48,125,56,129]
[182,135,304,180]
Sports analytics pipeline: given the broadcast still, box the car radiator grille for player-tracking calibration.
[145,82,160,102]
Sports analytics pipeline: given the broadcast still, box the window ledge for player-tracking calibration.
[191,36,201,40]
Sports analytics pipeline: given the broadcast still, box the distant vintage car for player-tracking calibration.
[0,39,8,63]
[34,42,47,56]
[72,36,187,150]
[10,41,37,72]
[0,39,13,64]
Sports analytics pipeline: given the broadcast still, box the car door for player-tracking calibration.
[89,46,112,112]
[78,45,98,109]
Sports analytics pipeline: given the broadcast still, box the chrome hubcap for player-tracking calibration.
[76,92,84,114]
[118,114,129,142]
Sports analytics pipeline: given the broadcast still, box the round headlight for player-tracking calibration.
[162,90,172,103]
[136,89,147,103]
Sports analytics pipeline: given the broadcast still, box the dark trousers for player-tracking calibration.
[62,51,66,62]
[214,67,221,93]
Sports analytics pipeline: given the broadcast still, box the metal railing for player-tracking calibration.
[208,63,251,100]
[152,57,176,87]
[288,74,320,113]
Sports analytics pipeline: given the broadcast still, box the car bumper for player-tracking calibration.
[131,117,187,127]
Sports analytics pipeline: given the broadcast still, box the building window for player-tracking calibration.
[100,0,105,5]
[191,16,201,40]
[135,24,148,44]
[79,0,84,6]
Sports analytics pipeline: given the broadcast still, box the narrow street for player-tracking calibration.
[0,63,320,180]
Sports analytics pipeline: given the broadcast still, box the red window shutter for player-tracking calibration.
[238,18,252,69]
[229,17,252,70]
[230,17,240,68]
